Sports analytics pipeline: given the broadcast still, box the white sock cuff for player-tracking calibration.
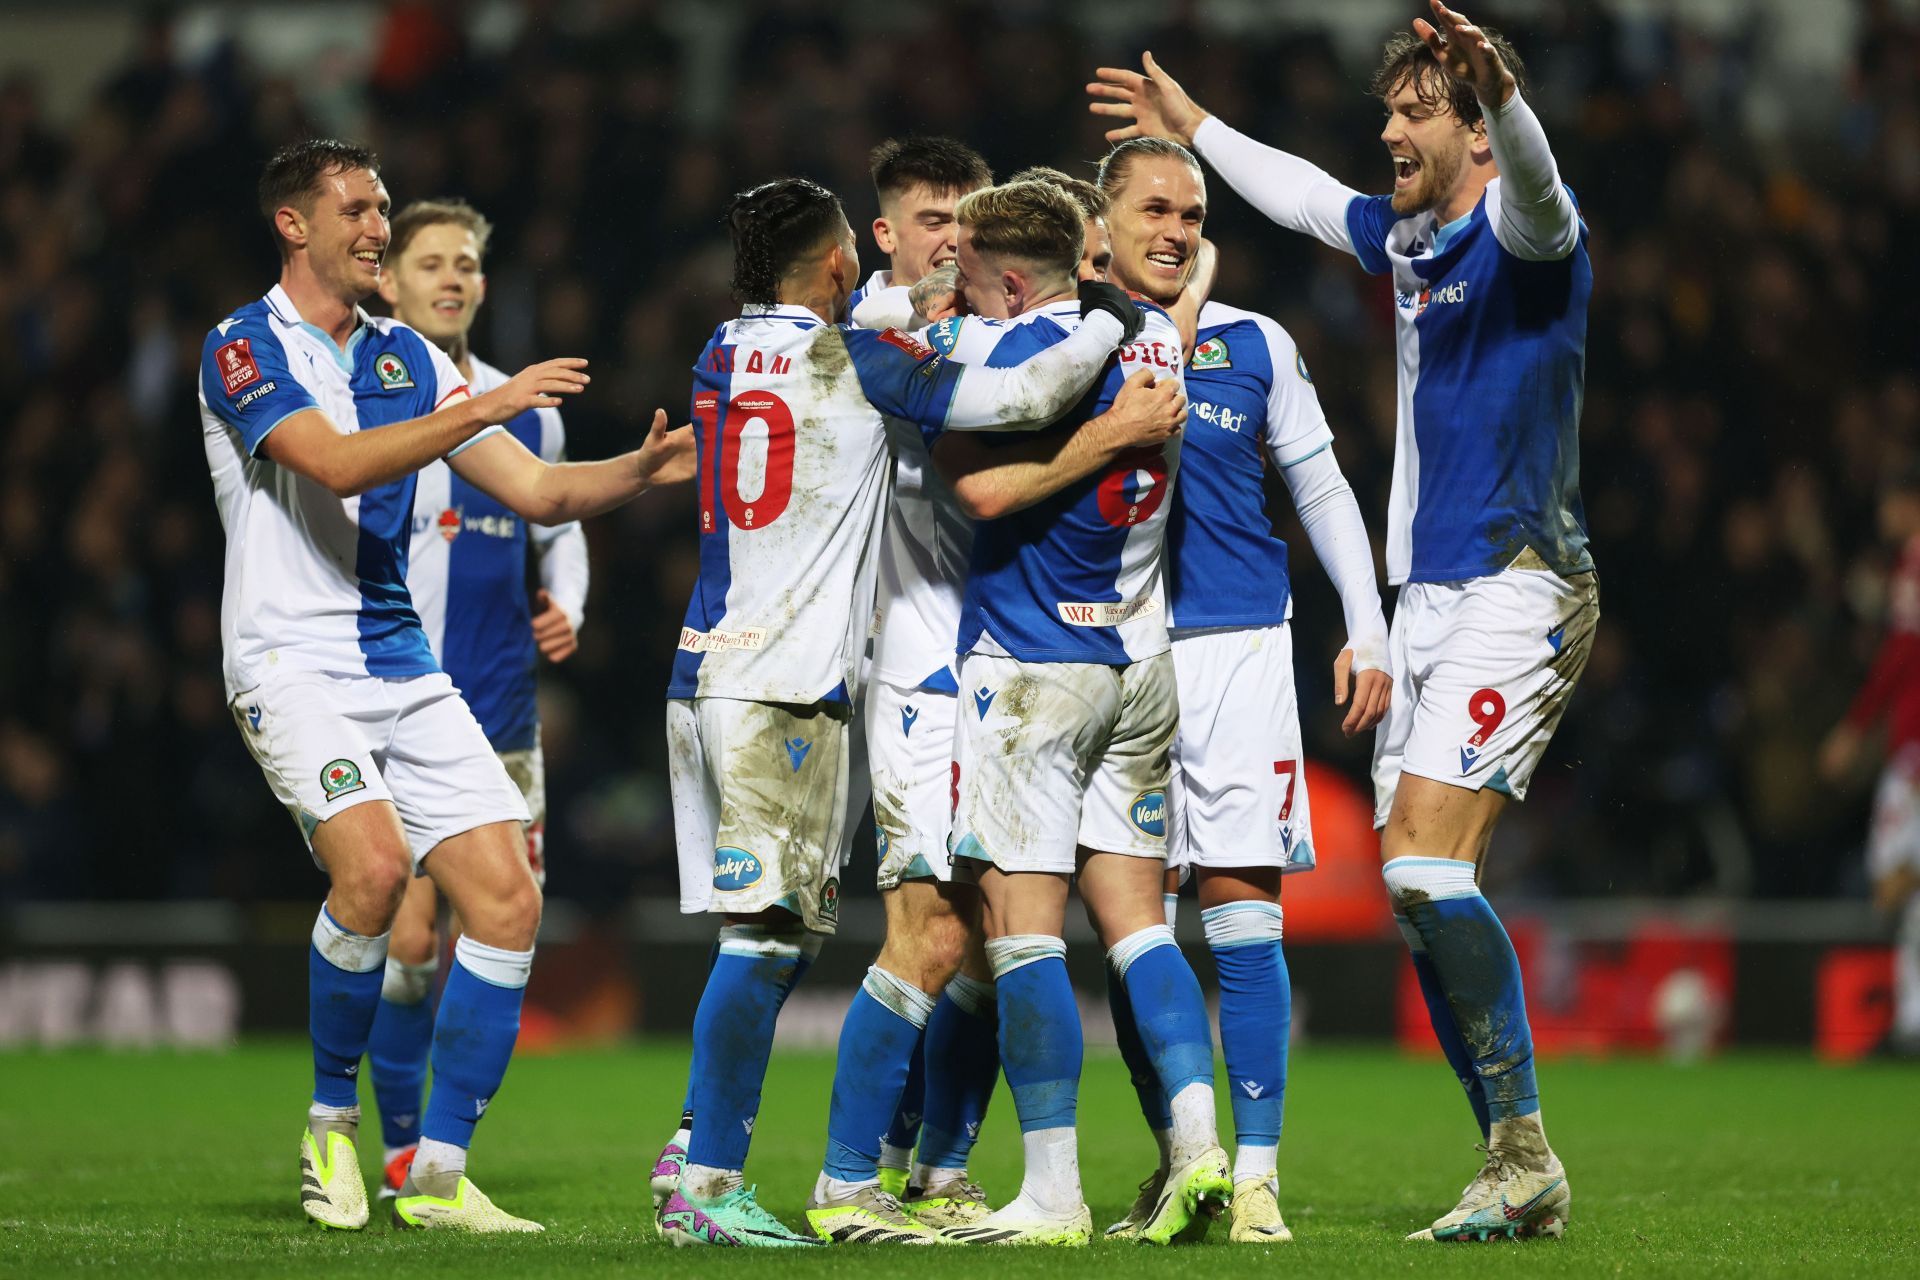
[1382,856,1480,907]
[864,965,937,1028]
[1201,900,1283,949]
[453,935,534,989]
[1107,923,1177,980]
[945,972,997,1019]
[312,906,389,974]
[1391,913,1426,953]
[717,923,807,960]
[986,933,1066,979]
[1163,892,1179,930]
[381,955,439,1004]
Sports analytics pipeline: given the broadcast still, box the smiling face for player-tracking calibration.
[875,182,976,287]
[288,166,391,303]
[1380,75,1475,216]
[378,221,485,349]
[1103,155,1206,307]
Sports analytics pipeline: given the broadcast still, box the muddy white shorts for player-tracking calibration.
[498,739,547,887]
[668,696,852,933]
[867,678,959,889]
[1167,624,1315,876]
[1870,744,1920,882]
[950,651,1177,875]
[1371,568,1599,826]
[229,668,530,869]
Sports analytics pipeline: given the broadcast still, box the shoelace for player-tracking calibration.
[722,1185,792,1233]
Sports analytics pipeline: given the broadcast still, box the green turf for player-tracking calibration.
[1,1042,1916,1276]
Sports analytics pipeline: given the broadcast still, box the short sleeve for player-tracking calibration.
[843,326,962,428]
[1344,194,1399,276]
[420,337,470,410]
[200,319,318,456]
[1258,319,1334,467]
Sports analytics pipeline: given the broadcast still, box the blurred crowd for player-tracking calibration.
[1,0,1913,908]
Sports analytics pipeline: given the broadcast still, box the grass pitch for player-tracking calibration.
[2,1042,1915,1277]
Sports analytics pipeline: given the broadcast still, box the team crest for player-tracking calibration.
[1190,337,1231,370]
[821,876,841,923]
[320,759,365,801]
[437,508,461,542]
[374,353,414,389]
[1296,349,1314,383]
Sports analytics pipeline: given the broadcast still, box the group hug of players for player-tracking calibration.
[200,3,1596,1248]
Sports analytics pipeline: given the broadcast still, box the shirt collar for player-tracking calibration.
[738,302,826,328]
[266,284,375,371]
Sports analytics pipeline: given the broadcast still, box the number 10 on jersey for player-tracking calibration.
[693,387,796,532]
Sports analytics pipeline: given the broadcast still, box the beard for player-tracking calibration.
[1391,142,1466,216]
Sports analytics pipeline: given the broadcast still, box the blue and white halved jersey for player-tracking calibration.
[199,285,480,699]
[1346,182,1593,585]
[409,356,585,753]
[1168,301,1334,629]
[938,299,1185,665]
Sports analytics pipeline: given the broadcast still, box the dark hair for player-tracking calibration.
[259,139,380,256]
[1370,28,1528,129]
[1095,137,1202,198]
[868,136,993,207]
[389,198,494,263]
[1008,165,1109,220]
[726,178,846,305]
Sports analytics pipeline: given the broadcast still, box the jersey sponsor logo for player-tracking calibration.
[785,736,812,772]
[374,353,415,389]
[712,846,764,892]
[901,704,919,737]
[1194,400,1247,434]
[1189,336,1231,370]
[972,686,996,719]
[1121,338,1180,371]
[437,508,461,542]
[1129,789,1167,838]
[233,380,278,410]
[1295,349,1313,383]
[1057,596,1160,628]
[677,626,767,653]
[320,758,365,801]
[215,338,261,396]
[928,316,965,355]
[876,327,934,361]
[821,876,841,923]
[1397,279,1470,316]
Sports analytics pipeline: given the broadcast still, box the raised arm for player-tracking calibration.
[449,408,693,526]
[935,368,1186,520]
[1089,53,1363,255]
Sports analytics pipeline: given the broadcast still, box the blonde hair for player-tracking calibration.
[389,198,494,263]
[955,180,1085,276]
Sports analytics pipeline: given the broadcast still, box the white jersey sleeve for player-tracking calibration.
[1192,115,1365,256]
[1482,90,1580,261]
[1253,316,1334,469]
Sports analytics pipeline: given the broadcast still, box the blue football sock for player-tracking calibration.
[1110,925,1215,1102]
[677,938,721,1124]
[1395,912,1492,1138]
[883,1027,928,1156]
[308,905,388,1110]
[917,973,999,1172]
[823,966,935,1181]
[1105,956,1170,1133]
[1385,857,1539,1123]
[685,924,821,1173]
[1203,902,1288,1172]
[987,936,1080,1133]
[421,936,531,1150]
[368,956,438,1149]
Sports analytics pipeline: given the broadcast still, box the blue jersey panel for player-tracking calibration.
[438,406,542,751]
[1404,198,1593,583]
[348,327,440,677]
[200,302,318,454]
[843,326,963,427]
[1167,316,1292,628]
[668,327,736,699]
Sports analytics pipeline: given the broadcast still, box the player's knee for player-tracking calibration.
[389,913,438,965]
[351,854,412,927]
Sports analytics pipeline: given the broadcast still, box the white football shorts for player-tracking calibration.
[1168,624,1315,876]
[230,669,530,869]
[1869,744,1920,882]
[1372,567,1600,825]
[498,739,547,887]
[950,651,1177,875]
[669,696,852,934]
[866,678,959,889]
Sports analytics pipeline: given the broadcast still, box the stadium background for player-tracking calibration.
[0,0,1911,1059]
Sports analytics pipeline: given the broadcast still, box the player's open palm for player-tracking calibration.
[1334,647,1393,737]
[1105,368,1187,449]
[1414,1,1514,105]
[636,408,697,488]
[1088,52,1209,146]
[493,358,590,415]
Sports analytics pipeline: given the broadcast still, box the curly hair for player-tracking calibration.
[1370,27,1529,128]
[725,178,846,305]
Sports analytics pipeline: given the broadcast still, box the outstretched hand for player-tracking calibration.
[1413,1,1516,107]
[1086,51,1209,147]
[636,409,696,488]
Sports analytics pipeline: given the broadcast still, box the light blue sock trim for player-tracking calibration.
[986,933,1065,979]
[1200,901,1284,949]
[863,966,937,1028]
[1106,924,1176,981]
[945,972,996,1019]
[1382,855,1480,905]
[717,923,808,959]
